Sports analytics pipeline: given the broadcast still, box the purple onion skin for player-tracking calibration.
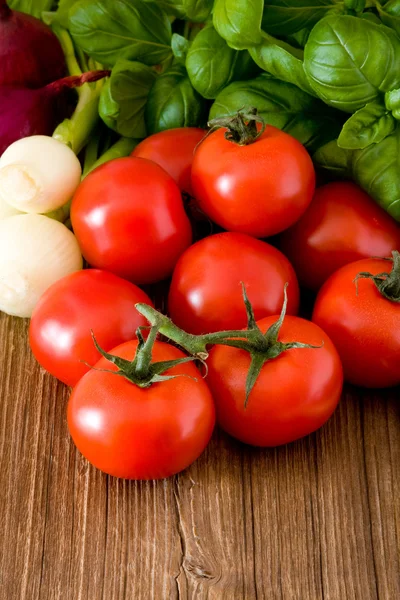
[0,2,66,88]
[0,71,111,155]
[0,87,67,155]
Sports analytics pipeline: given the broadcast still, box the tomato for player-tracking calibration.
[312,257,400,388]
[191,124,315,238]
[68,340,216,479]
[168,232,299,334]
[280,181,400,291]
[71,157,192,284]
[132,127,205,195]
[29,269,153,387]
[206,316,343,446]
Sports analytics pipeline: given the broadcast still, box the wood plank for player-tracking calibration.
[0,313,399,599]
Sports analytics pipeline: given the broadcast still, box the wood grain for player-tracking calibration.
[0,312,399,600]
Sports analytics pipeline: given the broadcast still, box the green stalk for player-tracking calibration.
[86,138,140,174]
[136,285,321,406]
[51,27,106,154]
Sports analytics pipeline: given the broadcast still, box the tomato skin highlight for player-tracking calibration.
[168,232,299,334]
[312,258,400,388]
[71,157,192,285]
[191,125,315,238]
[67,340,216,480]
[132,127,205,195]
[280,181,400,291]
[206,316,343,447]
[29,269,153,387]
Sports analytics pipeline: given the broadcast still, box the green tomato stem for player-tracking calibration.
[354,251,400,302]
[135,303,253,358]
[136,285,322,406]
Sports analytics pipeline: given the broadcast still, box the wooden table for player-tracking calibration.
[0,312,399,600]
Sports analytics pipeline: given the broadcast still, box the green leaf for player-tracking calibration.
[69,0,172,67]
[377,1,400,35]
[213,0,263,49]
[171,33,190,63]
[313,139,350,175]
[145,63,208,134]
[385,87,400,119]
[43,1,79,27]
[349,125,400,220]
[344,0,365,10]
[360,11,383,24]
[284,28,311,50]
[304,15,400,113]
[182,0,213,22]
[209,73,343,153]
[186,26,258,100]
[142,0,186,18]
[249,32,316,96]
[142,0,213,20]
[314,128,400,221]
[8,0,53,17]
[338,102,396,149]
[261,0,345,36]
[99,60,157,138]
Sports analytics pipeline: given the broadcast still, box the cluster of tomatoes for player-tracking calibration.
[29,119,400,480]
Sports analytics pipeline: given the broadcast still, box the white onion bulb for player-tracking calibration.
[0,136,82,214]
[0,214,82,317]
[0,194,22,220]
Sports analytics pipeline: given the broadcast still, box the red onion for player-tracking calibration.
[0,71,110,155]
[0,0,66,88]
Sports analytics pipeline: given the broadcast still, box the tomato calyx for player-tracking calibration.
[136,284,321,407]
[90,326,198,387]
[206,107,266,146]
[354,251,400,303]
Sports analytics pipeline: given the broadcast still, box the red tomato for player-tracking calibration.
[312,257,400,388]
[132,127,205,195]
[191,125,315,238]
[29,269,153,387]
[206,317,343,446]
[168,232,299,334]
[71,157,192,284]
[68,340,216,479]
[280,181,400,291]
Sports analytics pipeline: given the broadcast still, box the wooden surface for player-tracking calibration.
[0,312,399,600]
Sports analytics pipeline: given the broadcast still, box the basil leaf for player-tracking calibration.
[313,140,350,175]
[210,73,343,152]
[8,0,53,17]
[249,33,316,96]
[145,63,208,134]
[182,0,213,22]
[344,0,365,10]
[99,61,157,138]
[349,126,400,219]
[304,15,400,113]
[142,0,213,20]
[284,28,311,50]
[338,102,396,149]
[213,0,263,49]
[314,128,400,220]
[376,1,400,35]
[186,26,258,100]
[142,0,185,18]
[69,0,172,67]
[261,0,344,36]
[360,11,383,24]
[172,34,190,63]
